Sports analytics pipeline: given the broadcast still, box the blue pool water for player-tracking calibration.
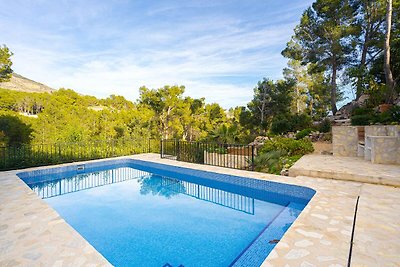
[18,159,315,267]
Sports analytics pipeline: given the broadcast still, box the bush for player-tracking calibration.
[254,138,314,174]
[352,107,375,116]
[259,137,314,157]
[351,108,377,125]
[253,150,285,174]
[351,114,376,125]
[290,114,312,132]
[380,105,400,124]
[270,113,312,135]
[295,128,313,139]
[351,106,399,125]
[270,117,291,135]
[318,118,331,133]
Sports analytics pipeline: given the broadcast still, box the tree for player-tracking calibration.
[283,60,331,119]
[384,0,396,103]
[247,78,292,133]
[138,85,188,139]
[348,0,386,99]
[283,0,356,114]
[283,59,310,114]
[0,45,13,82]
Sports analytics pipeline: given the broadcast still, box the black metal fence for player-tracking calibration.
[0,138,159,171]
[160,140,255,171]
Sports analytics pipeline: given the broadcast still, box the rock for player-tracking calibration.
[287,132,295,139]
[332,94,369,122]
[357,94,369,106]
[280,168,289,176]
[249,136,270,148]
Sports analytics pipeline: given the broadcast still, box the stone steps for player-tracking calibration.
[289,154,400,187]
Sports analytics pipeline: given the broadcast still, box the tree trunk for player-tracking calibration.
[356,27,370,100]
[331,62,338,115]
[384,0,395,104]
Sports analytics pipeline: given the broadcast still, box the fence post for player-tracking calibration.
[251,145,255,171]
[160,139,163,158]
[176,139,180,160]
[148,139,151,153]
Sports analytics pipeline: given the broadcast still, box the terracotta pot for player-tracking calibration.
[378,103,393,113]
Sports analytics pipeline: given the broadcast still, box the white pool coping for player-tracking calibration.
[1,153,399,266]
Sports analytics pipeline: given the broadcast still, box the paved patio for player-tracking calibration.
[289,154,400,187]
[0,153,399,266]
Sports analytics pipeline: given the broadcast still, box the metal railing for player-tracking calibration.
[0,138,159,171]
[160,140,255,171]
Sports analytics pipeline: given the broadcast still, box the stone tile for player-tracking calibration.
[289,154,400,187]
[1,153,400,266]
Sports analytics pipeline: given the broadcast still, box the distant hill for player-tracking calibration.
[0,73,55,93]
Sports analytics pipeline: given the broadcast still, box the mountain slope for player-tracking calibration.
[0,73,55,93]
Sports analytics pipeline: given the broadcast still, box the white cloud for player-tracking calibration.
[2,0,313,108]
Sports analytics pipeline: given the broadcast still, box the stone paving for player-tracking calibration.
[0,169,110,266]
[1,154,399,266]
[289,154,400,187]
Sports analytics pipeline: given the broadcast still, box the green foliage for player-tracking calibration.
[253,150,285,174]
[351,106,400,125]
[351,114,376,125]
[351,107,378,125]
[207,124,239,144]
[318,118,332,133]
[0,45,13,82]
[295,128,313,139]
[259,137,314,157]
[378,105,400,124]
[270,116,291,135]
[246,78,293,133]
[282,0,357,114]
[253,137,314,174]
[0,111,33,145]
[0,139,160,171]
[270,113,312,135]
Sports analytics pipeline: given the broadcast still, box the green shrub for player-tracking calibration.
[352,107,375,116]
[270,117,291,135]
[380,105,400,124]
[270,114,312,135]
[351,114,376,125]
[318,118,332,133]
[322,132,332,142]
[351,107,377,125]
[253,150,285,174]
[290,114,312,132]
[295,128,313,139]
[259,137,314,157]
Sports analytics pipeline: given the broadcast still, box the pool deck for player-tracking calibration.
[1,153,399,266]
[289,154,400,187]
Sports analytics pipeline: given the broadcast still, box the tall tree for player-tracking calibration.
[384,0,396,103]
[283,59,310,114]
[247,78,292,133]
[348,0,386,99]
[0,45,13,82]
[283,0,356,114]
[138,85,190,139]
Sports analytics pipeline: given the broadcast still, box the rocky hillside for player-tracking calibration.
[0,73,55,93]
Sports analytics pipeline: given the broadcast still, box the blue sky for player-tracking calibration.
[1,0,315,108]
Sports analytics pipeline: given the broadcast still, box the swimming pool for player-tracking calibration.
[18,159,315,267]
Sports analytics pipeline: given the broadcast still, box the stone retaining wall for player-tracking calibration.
[332,126,359,157]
